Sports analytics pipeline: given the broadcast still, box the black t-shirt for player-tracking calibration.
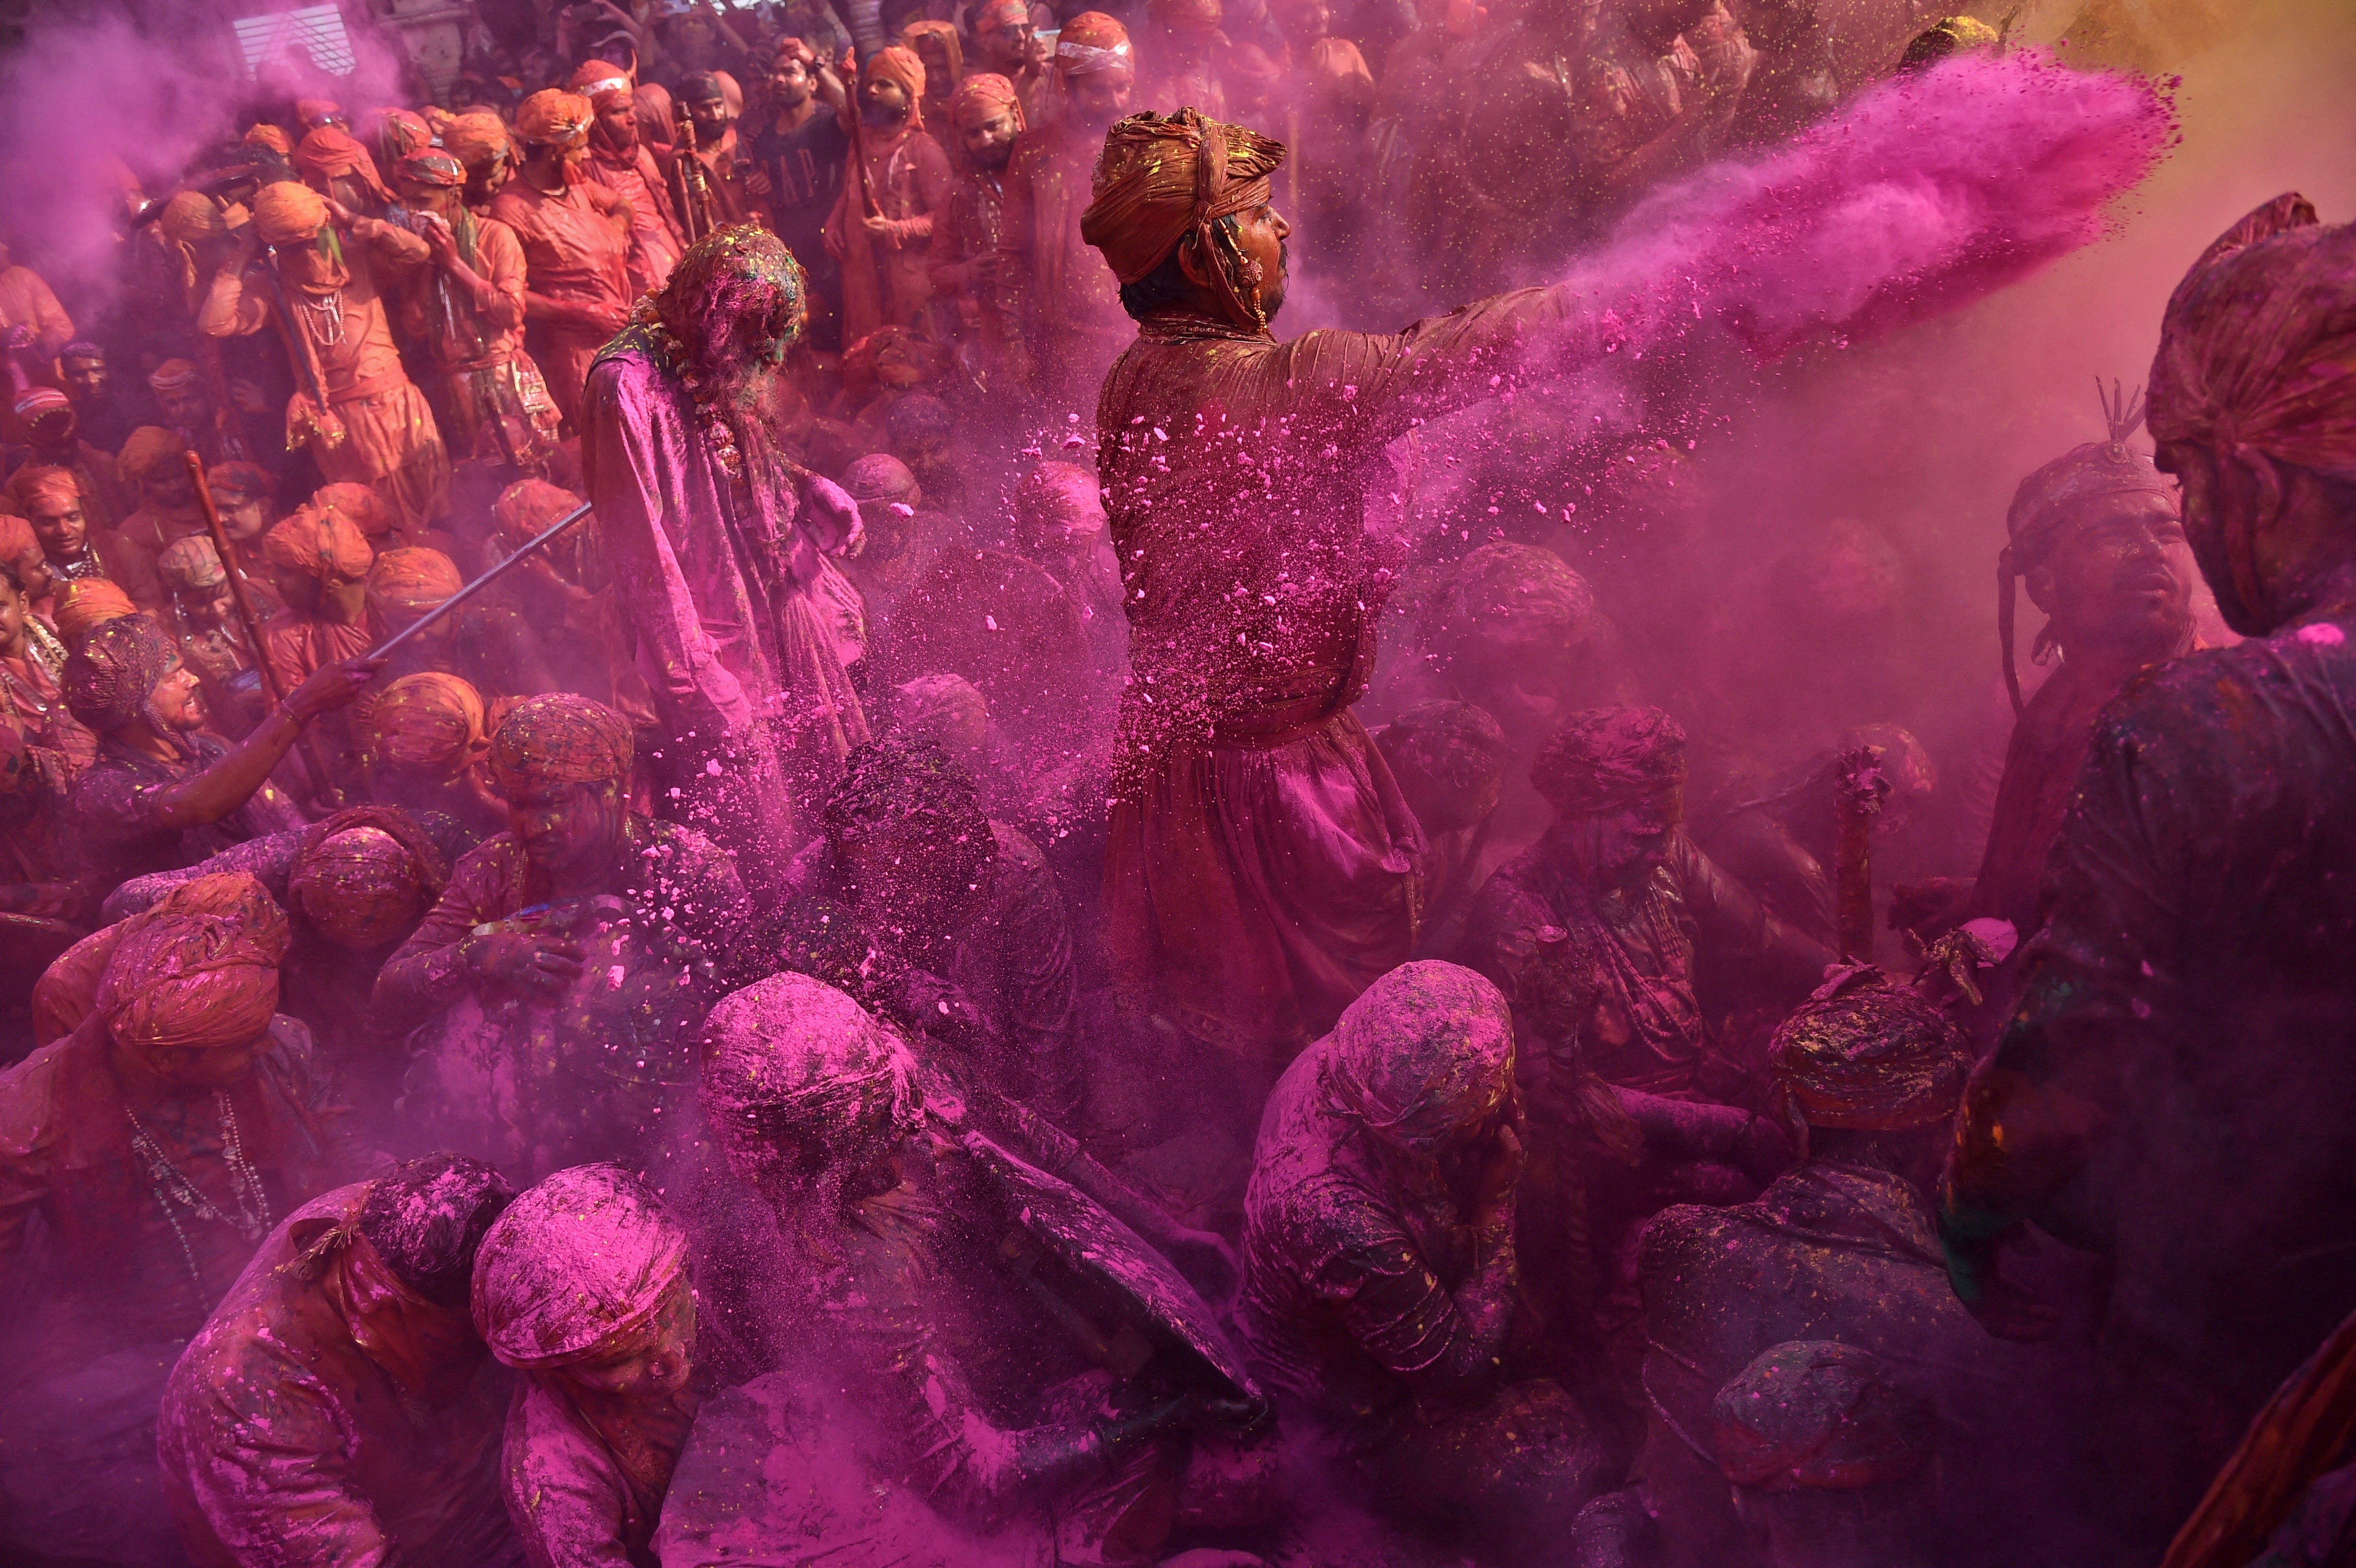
[748,109,851,242]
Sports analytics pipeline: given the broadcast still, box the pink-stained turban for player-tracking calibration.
[947,71,1024,132]
[262,504,374,585]
[1055,8,1134,75]
[471,1163,689,1370]
[490,692,633,792]
[1711,1341,1936,1492]
[252,179,333,246]
[53,581,142,649]
[96,871,289,1052]
[516,89,595,150]
[442,112,514,173]
[1767,966,1971,1151]
[364,670,489,779]
[1320,960,1514,1153]
[365,547,463,617]
[293,127,393,206]
[1529,705,1688,816]
[972,0,1031,33]
[116,425,191,489]
[61,607,171,726]
[286,805,447,950]
[698,972,923,1171]
[36,871,287,1045]
[311,480,392,541]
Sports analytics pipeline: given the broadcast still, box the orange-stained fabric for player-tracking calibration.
[366,546,462,612]
[262,504,374,583]
[442,112,513,171]
[115,426,190,488]
[53,579,139,643]
[159,1185,517,1568]
[25,868,274,1045]
[362,670,487,777]
[199,216,450,534]
[516,89,594,149]
[96,870,289,1051]
[1080,109,1284,330]
[253,181,333,246]
[488,691,633,791]
[294,128,394,207]
[0,262,76,359]
[313,480,392,543]
[488,179,631,425]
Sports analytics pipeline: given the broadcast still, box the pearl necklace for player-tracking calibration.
[125,1091,274,1292]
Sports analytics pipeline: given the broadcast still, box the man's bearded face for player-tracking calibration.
[770,56,814,108]
[2032,491,2195,655]
[27,494,86,559]
[465,152,512,202]
[686,94,731,142]
[958,108,1019,170]
[594,99,639,151]
[149,660,206,734]
[977,17,1031,70]
[862,76,912,128]
[1067,65,1134,128]
[508,777,628,879]
[1569,782,1682,887]
[1231,203,1290,323]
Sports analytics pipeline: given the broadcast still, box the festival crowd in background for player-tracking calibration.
[0,0,2352,1565]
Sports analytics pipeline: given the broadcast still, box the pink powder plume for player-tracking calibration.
[1563,51,2178,360]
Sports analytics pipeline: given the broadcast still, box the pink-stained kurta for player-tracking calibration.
[579,330,869,878]
[1097,290,1587,1063]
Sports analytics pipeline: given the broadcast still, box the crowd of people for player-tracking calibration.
[0,0,2346,1564]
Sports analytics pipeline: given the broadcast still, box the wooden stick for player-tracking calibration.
[183,451,284,708]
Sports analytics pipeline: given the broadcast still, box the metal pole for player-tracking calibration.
[364,500,594,662]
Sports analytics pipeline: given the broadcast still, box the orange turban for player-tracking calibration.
[311,481,391,542]
[252,179,332,246]
[158,191,230,247]
[53,580,139,645]
[491,692,634,793]
[365,670,489,778]
[287,806,444,951]
[1080,109,1285,323]
[1054,11,1134,76]
[366,546,463,616]
[293,127,393,205]
[1149,0,1223,34]
[262,505,374,585]
[863,46,928,130]
[243,123,294,157]
[1767,968,1972,1152]
[295,98,342,131]
[491,478,585,544]
[443,112,513,172]
[362,106,433,167]
[948,72,1025,132]
[116,426,190,489]
[9,464,83,515]
[35,871,284,1046]
[0,512,36,570]
[95,871,289,1052]
[516,89,594,149]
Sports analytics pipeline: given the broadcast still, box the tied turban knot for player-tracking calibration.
[252,180,332,246]
[698,972,924,1169]
[1711,1342,1936,1492]
[312,481,392,541]
[1530,704,1688,816]
[117,426,190,489]
[54,582,142,650]
[1321,961,1514,1152]
[1055,11,1134,75]
[517,89,594,149]
[443,112,514,172]
[1767,966,1971,1154]
[366,547,463,616]
[471,1164,689,1370]
[294,127,393,206]
[156,535,227,594]
[1080,109,1285,330]
[948,71,1024,133]
[490,691,634,792]
[365,671,488,778]
[288,806,446,950]
[96,871,289,1052]
[262,505,374,585]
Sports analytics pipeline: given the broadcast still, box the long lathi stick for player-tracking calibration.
[365,501,593,662]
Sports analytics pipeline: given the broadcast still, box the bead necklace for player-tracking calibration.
[125,1091,274,1292]
[633,300,745,479]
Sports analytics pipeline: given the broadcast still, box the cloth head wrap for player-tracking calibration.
[117,426,190,488]
[262,505,374,585]
[35,872,279,1045]
[1530,705,1687,817]
[1423,541,1597,648]
[0,512,38,572]
[1767,967,1970,1154]
[862,46,928,130]
[2148,194,2356,625]
[892,673,987,746]
[517,89,594,149]
[1055,11,1134,75]
[366,671,489,778]
[12,389,67,429]
[491,478,585,544]
[570,59,634,106]
[295,99,342,130]
[471,1163,689,1370]
[397,149,467,190]
[1996,382,2179,714]
[10,464,83,516]
[366,547,462,616]
[1081,109,1286,330]
[54,582,141,649]
[294,127,393,205]
[157,535,228,594]
[901,20,964,91]
[358,1154,515,1310]
[312,481,392,541]
[243,123,294,157]
[490,692,633,792]
[1322,960,1514,1153]
[1150,0,1224,33]
[948,71,1024,132]
[252,179,332,246]
[288,806,446,949]
[362,107,433,168]
[1013,460,1101,543]
[821,732,989,853]
[699,972,925,1170]
[973,0,1031,33]
[147,360,200,394]
[96,871,289,1052]
[1377,699,1511,831]
[63,608,174,731]
[1711,1341,1936,1492]
[158,192,230,248]
[207,461,275,507]
[840,453,921,507]
[442,112,514,172]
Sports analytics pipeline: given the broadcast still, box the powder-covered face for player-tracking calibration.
[507,776,628,879]
[27,492,86,560]
[559,1282,696,1398]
